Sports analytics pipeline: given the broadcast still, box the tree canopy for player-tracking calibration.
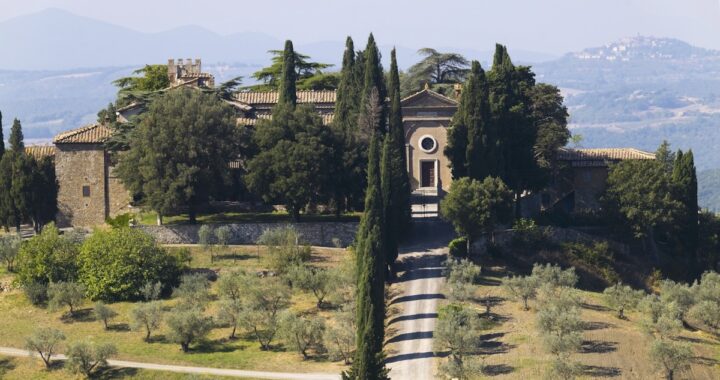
[250,48,335,91]
[401,48,470,97]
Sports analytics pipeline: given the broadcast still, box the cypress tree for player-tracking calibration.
[0,110,4,157]
[445,109,469,179]
[344,136,388,379]
[672,150,699,264]
[464,61,492,180]
[381,48,412,267]
[335,37,359,134]
[278,40,297,107]
[9,118,24,151]
[360,34,387,133]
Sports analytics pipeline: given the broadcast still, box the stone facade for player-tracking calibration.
[137,222,359,247]
[401,88,458,194]
[55,143,109,227]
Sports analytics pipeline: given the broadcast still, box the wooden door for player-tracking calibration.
[421,161,435,187]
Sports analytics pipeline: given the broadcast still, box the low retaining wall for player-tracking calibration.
[137,222,359,247]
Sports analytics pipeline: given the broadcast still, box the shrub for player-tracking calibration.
[93,302,118,330]
[511,218,548,247]
[23,281,48,306]
[48,281,85,316]
[173,273,211,310]
[257,226,311,274]
[25,327,65,368]
[279,312,325,359]
[448,237,468,257]
[563,241,619,284]
[443,258,481,302]
[106,213,134,229]
[141,281,162,301]
[16,223,78,287]
[77,228,181,302]
[131,302,163,342]
[0,234,21,272]
[65,341,117,377]
[166,308,213,353]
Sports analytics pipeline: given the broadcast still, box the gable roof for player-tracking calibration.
[53,124,113,144]
[25,145,56,159]
[401,88,459,107]
[237,113,334,126]
[235,90,336,106]
[558,148,656,167]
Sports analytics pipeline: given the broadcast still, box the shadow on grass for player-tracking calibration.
[580,364,622,377]
[583,321,615,331]
[107,323,130,332]
[218,253,257,262]
[0,357,16,375]
[483,364,515,376]
[477,277,502,286]
[580,340,618,354]
[193,339,240,354]
[581,302,612,312]
[691,356,719,366]
[146,334,168,343]
[94,367,140,379]
[60,308,94,323]
[676,335,719,346]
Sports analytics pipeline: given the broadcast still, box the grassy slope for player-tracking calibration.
[0,246,348,377]
[453,257,720,379]
[135,211,361,225]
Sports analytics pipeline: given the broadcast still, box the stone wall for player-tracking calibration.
[107,166,132,218]
[137,222,359,247]
[55,144,108,227]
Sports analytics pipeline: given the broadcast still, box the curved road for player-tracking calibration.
[386,221,451,380]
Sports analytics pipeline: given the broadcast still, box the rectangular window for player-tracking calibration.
[82,186,90,197]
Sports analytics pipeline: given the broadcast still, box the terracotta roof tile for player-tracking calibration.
[558,148,655,167]
[53,124,113,144]
[235,90,336,105]
[25,145,56,159]
[237,113,334,126]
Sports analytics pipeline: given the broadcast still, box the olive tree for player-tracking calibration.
[166,308,213,353]
[532,263,578,290]
[172,273,211,310]
[216,298,243,339]
[502,275,539,311]
[25,327,65,368]
[141,281,162,301]
[443,258,481,302]
[603,283,645,319]
[288,264,332,309]
[131,301,163,342]
[658,279,694,320]
[0,234,21,271]
[48,281,85,317]
[198,225,216,263]
[257,226,311,274]
[217,270,245,302]
[239,277,291,350]
[93,302,118,330]
[65,341,117,377]
[279,311,325,359]
[650,339,693,380]
[325,306,355,364]
[433,303,489,379]
[536,291,583,379]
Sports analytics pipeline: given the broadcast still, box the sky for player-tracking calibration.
[1,0,720,54]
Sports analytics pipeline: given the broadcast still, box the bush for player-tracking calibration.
[448,237,468,258]
[511,218,549,247]
[16,223,78,287]
[77,228,181,301]
[257,226,311,274]
[48,281,85,316]
[563,241,619,284]
[106,213,134,229]
[24,281,48,306]
[141,281,162,301]
[65,341,117,377]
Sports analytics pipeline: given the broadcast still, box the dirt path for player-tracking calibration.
[386,221,451,380]
[0,346,340,380]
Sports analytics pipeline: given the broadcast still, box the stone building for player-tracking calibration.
[43,59,656,226]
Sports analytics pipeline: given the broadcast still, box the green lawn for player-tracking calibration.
[0,246,349,378]
[136,211,361,225]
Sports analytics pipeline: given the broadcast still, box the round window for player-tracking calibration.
[419,136,437,152]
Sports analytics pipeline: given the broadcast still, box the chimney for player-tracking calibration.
[195,58,202,73]
[167,59,177,83]
[454,83,463,98]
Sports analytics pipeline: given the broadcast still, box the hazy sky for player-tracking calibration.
[2,0,720,54]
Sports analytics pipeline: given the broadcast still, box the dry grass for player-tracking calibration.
[0,246,350,378]
[454,264,720,379]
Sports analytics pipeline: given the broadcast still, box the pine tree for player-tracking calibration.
[381,48,412,267]
[278,40,297,107]
[672,150,699,264]
[360,34,387,134]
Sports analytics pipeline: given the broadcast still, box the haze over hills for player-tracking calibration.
[0,9,719,210]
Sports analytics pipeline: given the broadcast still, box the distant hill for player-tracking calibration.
[699,169,720,213]
[534,36,720,171]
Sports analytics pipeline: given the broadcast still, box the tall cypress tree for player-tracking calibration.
[381,48,412,267]
[672,150,699,264]
[464,61,492,180]
[278,40,297,107]
[9,119,24,151]
[360,34,387,133]
[0,110,5,157]
[344,132,389,380]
